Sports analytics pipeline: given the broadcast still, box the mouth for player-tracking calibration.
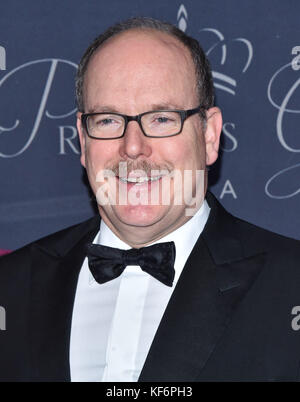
[111,172,173,206]
[118,175,164,185]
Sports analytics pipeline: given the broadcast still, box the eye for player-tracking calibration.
[91,114,123,128]
[156,116,171,123]
[97,118,114,126]
[151,114,175,125]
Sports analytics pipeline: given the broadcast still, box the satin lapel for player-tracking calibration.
[28,217,100,382]
[139,193,266,381]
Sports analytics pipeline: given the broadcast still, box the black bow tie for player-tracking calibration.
[86,241,176,287]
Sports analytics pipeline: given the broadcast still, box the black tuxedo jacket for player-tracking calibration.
[1,192,300,382]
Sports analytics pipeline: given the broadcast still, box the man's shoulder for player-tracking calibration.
[204,192,300,290]
[206,191,300,256]
[234,214,300,249]
[204,195,300,322]
[230,215,300,286]
[0,215,100,271]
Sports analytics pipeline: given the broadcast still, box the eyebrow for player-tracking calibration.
[87,102,184,114]
[149,102,183,111]
[88,105,119,113]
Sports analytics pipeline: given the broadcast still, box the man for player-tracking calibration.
[0,17,300,382]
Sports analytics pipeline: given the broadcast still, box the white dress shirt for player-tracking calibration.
[69,201,210,382]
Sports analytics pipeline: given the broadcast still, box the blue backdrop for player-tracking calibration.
[0,0,299,250]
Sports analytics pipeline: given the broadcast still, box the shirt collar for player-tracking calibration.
[90,200,210,284]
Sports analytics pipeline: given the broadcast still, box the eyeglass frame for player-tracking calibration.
[80,105,205,140]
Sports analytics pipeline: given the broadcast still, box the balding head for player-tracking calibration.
[76,17,214,114]
[83,29,199,115]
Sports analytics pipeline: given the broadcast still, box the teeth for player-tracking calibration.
[149,176,162,182]
[119,176,162,184]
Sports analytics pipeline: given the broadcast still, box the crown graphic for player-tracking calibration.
[200,28,253,95]
[177,5,253,96]
[177,4,188,32]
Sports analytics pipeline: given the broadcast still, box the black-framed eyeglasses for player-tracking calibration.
[81,106,205,140]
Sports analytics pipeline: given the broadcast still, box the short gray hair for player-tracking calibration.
[75,17,214,113]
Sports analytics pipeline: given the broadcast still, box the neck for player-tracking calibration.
[98,203,204,248]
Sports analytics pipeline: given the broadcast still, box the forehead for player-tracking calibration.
[83,29,198,112]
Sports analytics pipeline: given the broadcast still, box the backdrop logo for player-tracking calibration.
[265,47,300,199]
[176,4,253,200]
[200,27,252,160]
[176,4,253,102]
[0,58,78,158]
[177,3,254,93]
[177,4,188,32]
[199,28,253,96]
[0,45,5,70]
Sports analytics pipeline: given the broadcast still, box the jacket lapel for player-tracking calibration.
[28,216,100,381]
[139,192,266,381]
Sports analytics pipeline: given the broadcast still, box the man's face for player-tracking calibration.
[77,30,221,246]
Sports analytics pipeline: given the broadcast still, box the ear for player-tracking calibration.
[76,112,86,168]
[204,107,222,166]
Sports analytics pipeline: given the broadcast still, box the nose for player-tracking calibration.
[119,120,152,160]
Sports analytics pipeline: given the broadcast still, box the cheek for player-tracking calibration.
[188,129,206,169]
[194,139,207,170]
[162,134,204,170]
[85,142,118,173]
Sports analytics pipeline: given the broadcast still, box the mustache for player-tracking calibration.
[106,160,174,176]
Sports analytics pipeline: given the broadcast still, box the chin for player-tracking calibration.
[112,204,168,228]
